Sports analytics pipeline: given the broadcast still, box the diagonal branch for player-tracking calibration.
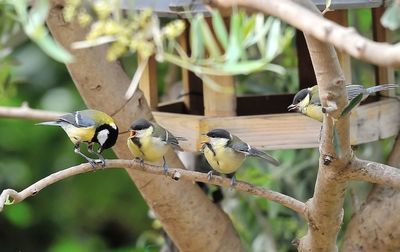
[0,159,307,217]
[206,0,400,67]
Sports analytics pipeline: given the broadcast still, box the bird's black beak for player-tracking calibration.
[287,104,298,111]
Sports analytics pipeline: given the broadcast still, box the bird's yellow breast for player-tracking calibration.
[127,135,168,162]
[303,104,323,122]
[204,145,245,174]
[63,125,95,144]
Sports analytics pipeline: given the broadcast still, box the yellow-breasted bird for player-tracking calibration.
[127,119,185,173]
[288,84,399,121]
[202,129,280,185]
[37,109,118,167]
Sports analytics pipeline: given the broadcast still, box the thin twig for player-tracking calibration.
[0,159,307,217]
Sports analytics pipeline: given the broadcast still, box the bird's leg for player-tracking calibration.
[207,170,213,181]
[162,156,169,175]
[230,175,237,187]
[74,144,97,169]
[87,143,106,167]
[227,173,237,187]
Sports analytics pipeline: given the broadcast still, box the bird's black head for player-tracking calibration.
[292,88,310,105]
[93,123,119,152]
[206,129,232,139]
[129,119,152,131]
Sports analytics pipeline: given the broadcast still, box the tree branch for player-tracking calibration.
[0,160,307,217]
[206,0,400,67]
[347,158,400,189]
[0,102,62,121]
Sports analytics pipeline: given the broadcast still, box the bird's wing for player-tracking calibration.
[230,136,252,154]
[230,136,279,166]
[310,86,321,105]
[153,123,185,151]
[346,85,367,100]
[59,111,95,128]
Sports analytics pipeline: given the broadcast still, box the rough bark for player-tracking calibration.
[342,134,400,252]
[46,2,243,251]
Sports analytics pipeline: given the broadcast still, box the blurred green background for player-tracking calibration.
[0,4,399,252]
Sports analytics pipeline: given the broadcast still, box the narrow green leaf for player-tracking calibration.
[211,9,228,49]
[243,14,256,41]
[33,33,73,63]
[245,15,272,47]
[265,19,281,60]
[332,124,341,157]
[340,93,363,117]
[28,0,49,28]
[218,60,285,75]
[190,15,204,60]
[198,15,221,58]
[226,11,242,63]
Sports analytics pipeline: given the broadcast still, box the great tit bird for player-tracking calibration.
[127,119,185,173]
[37,109,118,167]
[288,84,398,121]
[201,129,280,186]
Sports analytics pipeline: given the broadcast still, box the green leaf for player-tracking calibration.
[190,15,204,60]
[211,9,228,49]
[243,14,256,41]
[340,93,363,117]
[332,124,341,157]
[33,33,74,63]
[198,15,221,58]
[218,60,285,75]
[226,11,242,63]
[265,19,281,60]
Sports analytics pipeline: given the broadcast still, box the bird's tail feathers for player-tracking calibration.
[249,148,280,166]
[175,136,187,141]
[35,121,61,126]
[367,84,399,94]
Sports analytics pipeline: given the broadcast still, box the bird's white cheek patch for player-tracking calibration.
[98,129,110,146]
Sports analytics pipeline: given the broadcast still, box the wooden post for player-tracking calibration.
[203,76,236,116]
[325,10,352,83]
[372,7,395,96]
[138,55,158,110]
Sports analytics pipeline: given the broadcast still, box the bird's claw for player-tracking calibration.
[95,158,106,168]
[230,176,237,187]
[135,157,145,168]
[163,163,169,175]
[207,171,213,181]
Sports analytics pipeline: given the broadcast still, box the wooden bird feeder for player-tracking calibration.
[125,0,399,152]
